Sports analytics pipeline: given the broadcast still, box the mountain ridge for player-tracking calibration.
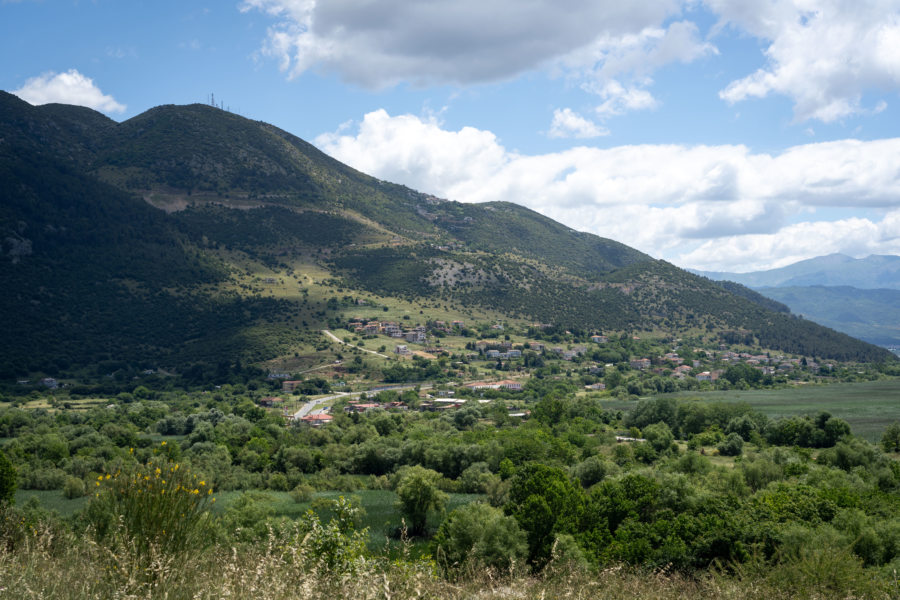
[1,92,893,377]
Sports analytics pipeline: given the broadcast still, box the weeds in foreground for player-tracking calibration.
[2,523,897,600]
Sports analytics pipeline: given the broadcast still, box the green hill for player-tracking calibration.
[1,92,893,378]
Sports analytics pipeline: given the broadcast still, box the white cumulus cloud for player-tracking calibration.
[242,0,900,126]
[316,110,900,270]
[242,0,685,87]
[11,70,125,113]
[678,214,900,271]
[548,108,609,139]
[711,0,900,122]
[242,0,715,123]
[592,80,660,117]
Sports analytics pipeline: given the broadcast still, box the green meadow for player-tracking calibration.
[655,380,900,442]
[15,487,482,556]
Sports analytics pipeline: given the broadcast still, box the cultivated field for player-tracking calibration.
[656,380,900,442]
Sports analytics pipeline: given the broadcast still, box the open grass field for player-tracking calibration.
[16,487,482,557]
[15,489,89,516]
[649,380,900,442]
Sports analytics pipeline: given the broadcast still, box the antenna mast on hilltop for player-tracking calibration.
[207,93,228,112]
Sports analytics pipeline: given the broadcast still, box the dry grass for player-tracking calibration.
[3,523,897,600]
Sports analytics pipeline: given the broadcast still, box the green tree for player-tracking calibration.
[0,449,16,505]
[432,502,527,573]
[823,417,851,446]
[506,464,585,567]
[532,395,565,426]
[395,466,447,536]
[717,432,744,457]
[724,363,762,386]
[626,398,677,433]
[573,455,612,488]
[643,422,675,453]
[882,422,900,452]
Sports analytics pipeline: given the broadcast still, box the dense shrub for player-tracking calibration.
[62,476,85,499]
[0,450,15,505]
[433,502,527,573]
[643,422,675,453]
[573,455,613,488]
[717,433,744,457]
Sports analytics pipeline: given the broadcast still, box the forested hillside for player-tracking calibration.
[1,91,894,380]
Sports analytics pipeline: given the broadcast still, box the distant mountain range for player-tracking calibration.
[1,91,893,379]
[695,254,900,290]
[695,255,900,346]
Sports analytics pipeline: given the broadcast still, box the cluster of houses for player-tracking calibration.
[474,340,596,362]
[463,380,523,391]
[348,320,428,344]
[624,349,826,381]
[721,351,826,373]
[429,320,466,334]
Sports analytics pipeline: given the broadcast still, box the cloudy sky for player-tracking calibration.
[3,0,900,272]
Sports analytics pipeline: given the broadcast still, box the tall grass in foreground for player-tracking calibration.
[1,517,898,600]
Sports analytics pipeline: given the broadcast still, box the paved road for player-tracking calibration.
[291,383,433,421]
[322,330,390,358]
[293,392,350,420]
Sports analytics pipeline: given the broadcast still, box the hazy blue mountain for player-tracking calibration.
[694,254,900,347]
[695,254,900,290]
[759,286,900,347]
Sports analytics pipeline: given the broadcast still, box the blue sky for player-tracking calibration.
[3,0,900,272]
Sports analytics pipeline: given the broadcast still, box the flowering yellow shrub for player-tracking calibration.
[85,446,215,564]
